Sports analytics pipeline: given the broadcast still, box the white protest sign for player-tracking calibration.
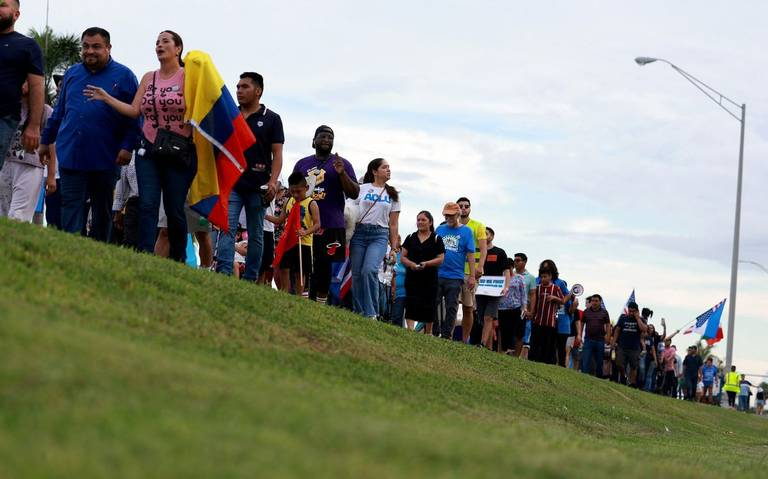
[475,276,505,297]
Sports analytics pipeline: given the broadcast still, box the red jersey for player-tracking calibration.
[533,283,564,328]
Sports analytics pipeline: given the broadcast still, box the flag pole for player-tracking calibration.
[297,210,304,291]
[298,236,304,290]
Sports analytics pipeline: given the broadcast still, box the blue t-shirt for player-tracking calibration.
[702,364,717,384]
[0,31,44,119]
[394,253,406,299]
[555,279,572,334]
[436,224,474,280]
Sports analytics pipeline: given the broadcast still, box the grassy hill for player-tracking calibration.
[1,218,766,478]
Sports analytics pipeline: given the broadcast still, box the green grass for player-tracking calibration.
[1,218,766,478]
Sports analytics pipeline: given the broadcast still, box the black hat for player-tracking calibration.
[314,125,334,138]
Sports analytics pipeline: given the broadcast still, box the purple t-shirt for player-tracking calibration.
[293,154,357,229]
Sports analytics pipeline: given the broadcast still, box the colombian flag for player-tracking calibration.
[183,50,255,231]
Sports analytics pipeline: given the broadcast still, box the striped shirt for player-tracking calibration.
[533,283,564,328]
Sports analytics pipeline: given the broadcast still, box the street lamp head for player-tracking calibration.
[635,56,658,66]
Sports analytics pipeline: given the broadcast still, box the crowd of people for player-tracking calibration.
[1,3,764,414]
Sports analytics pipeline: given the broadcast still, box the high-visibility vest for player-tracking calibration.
[723,371,740,393]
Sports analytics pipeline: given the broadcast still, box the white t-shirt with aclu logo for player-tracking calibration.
[355,183,401,228]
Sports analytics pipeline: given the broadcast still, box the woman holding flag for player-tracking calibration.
[85,30,196,262]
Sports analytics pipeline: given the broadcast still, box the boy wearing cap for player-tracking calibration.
[435,202,476,341]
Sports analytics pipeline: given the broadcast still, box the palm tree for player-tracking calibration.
[696,339,718,362]
[28,27,81,104]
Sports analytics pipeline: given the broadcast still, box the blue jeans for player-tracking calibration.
[215,189,265,280]
[637,353,647,386]
[0,115,20,172]
[581,338,604,377]
[738,395,749,411]
[60,167,118,242]
[436,277,462,339]
[377,281,390,319]
[391,297,405,327]
[45,179,62,229]
[644,361,657,392]
[523,319,532,345]
[135,141,197,262]
[350,224,389,317]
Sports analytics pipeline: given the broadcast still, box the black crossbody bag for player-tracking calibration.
[150,72,193,167]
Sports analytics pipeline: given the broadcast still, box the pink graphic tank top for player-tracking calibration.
[141,68,192,143]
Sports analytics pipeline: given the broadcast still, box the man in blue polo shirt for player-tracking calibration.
[436,202,476,341]
[0,0,44,168]
[216,71,284,281]
[40,27,138,242]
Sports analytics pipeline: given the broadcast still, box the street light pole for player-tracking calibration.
[740,260,768,275]
[725,103,745,372]
[635,57,746,372]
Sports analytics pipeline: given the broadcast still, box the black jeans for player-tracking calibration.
[530,325,557,364]
[497,307,521,352]
[662,371,677,397]
[123,196,140,248]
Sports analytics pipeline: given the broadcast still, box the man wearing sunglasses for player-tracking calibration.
[456,197,487,343]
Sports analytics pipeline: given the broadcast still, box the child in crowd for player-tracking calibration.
[529,268,565,364]
[276,172,320,297]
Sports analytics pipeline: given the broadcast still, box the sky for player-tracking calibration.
[16,0,768,379]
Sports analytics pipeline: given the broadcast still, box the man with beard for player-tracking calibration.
[456,197,487,343]
[215,72,284,281]
[0,0,44,168]
[293,126,359,303]
[39,27,139,242]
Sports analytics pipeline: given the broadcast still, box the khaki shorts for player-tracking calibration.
[459,275,475,308]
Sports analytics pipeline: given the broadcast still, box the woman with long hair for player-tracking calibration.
[85,30,195,262]
[400,211,445,333]
[350,158,400,318]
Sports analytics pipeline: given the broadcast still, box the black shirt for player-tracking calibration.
[683,354,703,377]
[0,31,44,120]
[483,246,509,277]
[234,105,285,193]
[615,314,644,351]
[402,232,445,295]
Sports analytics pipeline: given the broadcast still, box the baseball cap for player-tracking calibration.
[442,202,460,215]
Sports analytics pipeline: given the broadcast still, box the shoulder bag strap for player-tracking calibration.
[356,186,388,225]
[150,71,160,130]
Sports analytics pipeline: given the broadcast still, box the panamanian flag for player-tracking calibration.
[684,299,726,345]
